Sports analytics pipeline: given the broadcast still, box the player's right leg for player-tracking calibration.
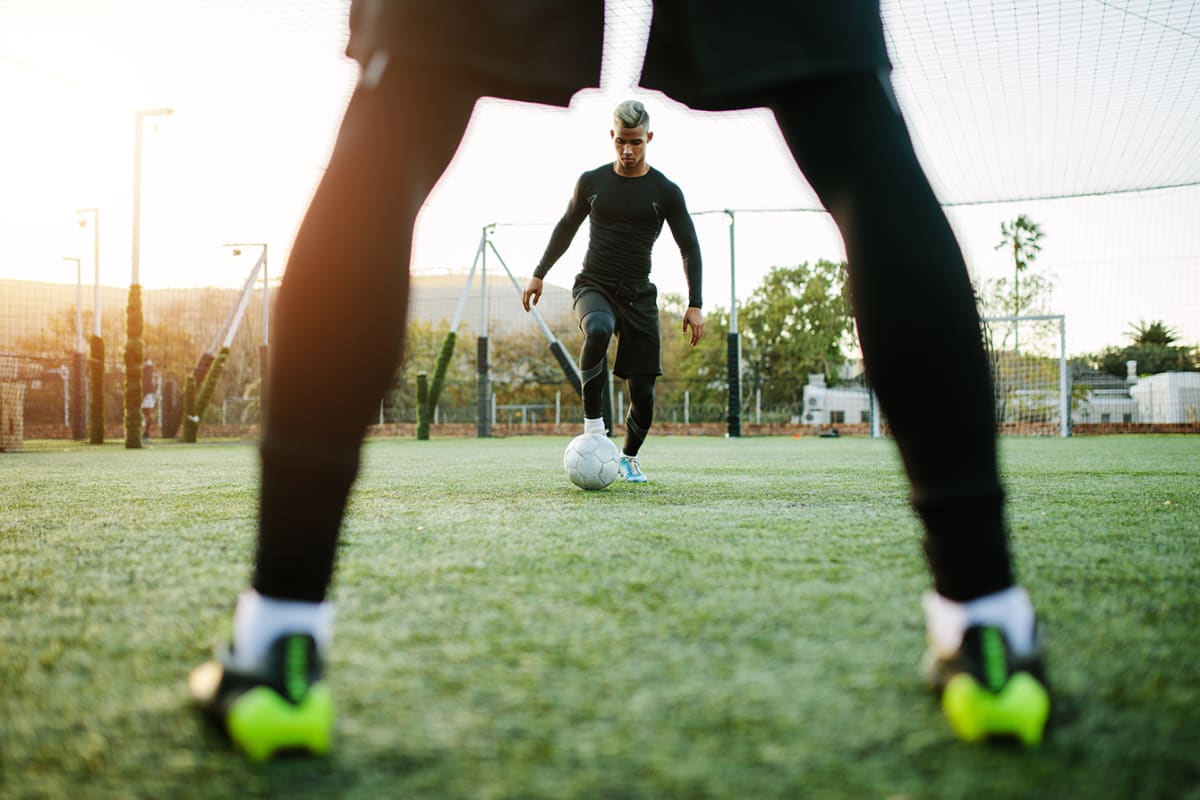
[576,296,616,435]
[768,72,1049,744]
[191,49,483,760]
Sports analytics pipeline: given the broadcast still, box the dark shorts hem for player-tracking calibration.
[572,279,662,379]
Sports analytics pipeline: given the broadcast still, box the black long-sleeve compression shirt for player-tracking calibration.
[534,164,703,308]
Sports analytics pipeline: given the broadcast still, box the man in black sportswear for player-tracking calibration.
[191,1,1049,758]
[522,99,704,483]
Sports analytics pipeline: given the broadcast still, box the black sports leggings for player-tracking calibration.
[580,310,653,456]
[769,72,1013,600]
[253,59,477,602]
[255,68,1012,604]
[622,375,655,457]
[579,310,614,421]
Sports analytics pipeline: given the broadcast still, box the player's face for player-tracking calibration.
[611,125,652,175]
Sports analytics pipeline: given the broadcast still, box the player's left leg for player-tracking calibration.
[618,374,654,482]
[191,50,484,761]
[767,71,1049,744]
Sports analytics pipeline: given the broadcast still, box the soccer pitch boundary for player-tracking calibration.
[2,435,1197,799]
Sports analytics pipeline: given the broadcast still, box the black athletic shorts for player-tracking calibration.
[346,1,890,110]
[573,276,662,379]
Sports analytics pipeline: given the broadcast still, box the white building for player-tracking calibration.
[800,374,871,426]
[1130,371,1200,424]
[1076,360,1200,425]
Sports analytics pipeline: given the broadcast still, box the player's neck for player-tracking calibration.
[613,160,650,178]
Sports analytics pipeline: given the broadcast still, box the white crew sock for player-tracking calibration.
[230,589,335,671]
[583,417,606,435]
[922,585,1036,657]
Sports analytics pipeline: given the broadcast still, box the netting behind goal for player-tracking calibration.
[981,315,1069,437]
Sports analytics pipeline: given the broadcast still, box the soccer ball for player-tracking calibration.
[563,433,620,490]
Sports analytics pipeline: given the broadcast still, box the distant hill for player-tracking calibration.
[405,273,575,335]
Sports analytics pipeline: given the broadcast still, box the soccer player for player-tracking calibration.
[191,0,1049,759]
[521,99,705,484]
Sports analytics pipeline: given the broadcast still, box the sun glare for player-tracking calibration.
[1,3,354,290]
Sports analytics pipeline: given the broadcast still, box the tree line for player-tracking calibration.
[13,214,1198,431]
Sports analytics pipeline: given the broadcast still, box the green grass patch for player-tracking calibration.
[1,435,1198,799]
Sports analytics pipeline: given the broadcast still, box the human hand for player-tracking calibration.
[682,307,704,347]
[522,277,544,312]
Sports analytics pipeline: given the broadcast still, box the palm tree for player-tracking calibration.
[1128,319,1179,347]
[995,214,1044,353]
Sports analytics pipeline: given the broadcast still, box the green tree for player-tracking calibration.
[994,214,1045,353]
[389,320,475,423]
[661,295,730,421]
[1092,319,1199,378]
[739,261,855,409]
[489,323,581,419]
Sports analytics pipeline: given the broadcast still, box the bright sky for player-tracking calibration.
[2,0,1197,356]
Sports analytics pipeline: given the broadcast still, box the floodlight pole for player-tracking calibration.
[725,210,741,437]
[76,208,101,336]
[125,107,173,448]
[62,257,84,354]
[77,208,104,443]
[63,257,87,439]
[131,108,172,287]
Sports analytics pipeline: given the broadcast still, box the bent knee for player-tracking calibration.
[581,311,616,340]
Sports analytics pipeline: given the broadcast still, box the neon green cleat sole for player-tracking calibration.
[225,682,335,761]
[942,670,1050,746]
[190,634,333,761]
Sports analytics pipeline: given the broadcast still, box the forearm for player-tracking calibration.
[682,251,702,308]
[534,216,581,278]
[667,203,702,308]
[536,181,588,278]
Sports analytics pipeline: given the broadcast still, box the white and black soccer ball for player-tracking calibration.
[563,433,620,490]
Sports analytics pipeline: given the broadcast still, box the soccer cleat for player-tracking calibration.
[190,633,333,761]
[923,624,1050,746]
[617,454,648,483]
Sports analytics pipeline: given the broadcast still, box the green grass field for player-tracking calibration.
[2,434,1198,799]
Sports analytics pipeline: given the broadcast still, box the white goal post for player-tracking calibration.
[859,314,1069,438]
[979,314,1069,438]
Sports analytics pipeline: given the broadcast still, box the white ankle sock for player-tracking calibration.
[923,586,1036,656]
[583,417,606,435]
[231,590,334,670]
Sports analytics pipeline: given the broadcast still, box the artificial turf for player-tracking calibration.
[1,434,1197,799]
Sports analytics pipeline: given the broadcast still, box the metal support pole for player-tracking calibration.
[1059,316,1069,437]
[478,226,491,437]
[486,237,582,393]
[76,208,101,337]
[225,244,270,421]
[725,210,741,437]
[63,257,87,439]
